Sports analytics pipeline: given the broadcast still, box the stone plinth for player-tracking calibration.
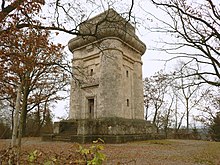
[42,118,156,143]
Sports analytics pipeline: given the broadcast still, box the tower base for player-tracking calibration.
[42,117,157,143]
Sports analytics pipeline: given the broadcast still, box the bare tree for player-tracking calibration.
[163,94,175,138]
[172,61,203,133]
[1,0,137,37]
[148,0,220,86]
[195,87,220,127]
[144,71,171,131]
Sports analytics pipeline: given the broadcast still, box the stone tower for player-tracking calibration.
[46,9,156,143]
[69,9,146,120]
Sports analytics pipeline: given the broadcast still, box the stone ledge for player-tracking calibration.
[42,134,156,144]
[43,117,157,143]
[53,117,156,135]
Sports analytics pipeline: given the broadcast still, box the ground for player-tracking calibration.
[0,138,220,165]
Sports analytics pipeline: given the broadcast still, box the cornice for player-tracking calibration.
[68,29,146,55]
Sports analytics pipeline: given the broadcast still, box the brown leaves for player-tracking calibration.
[1,139,220,164]
[0,16,69,116]
[0,0,46,36]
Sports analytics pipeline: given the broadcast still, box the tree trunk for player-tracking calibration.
[153,108,158,124]
[21,78,29,137]
[21,108,27,136]
[34,106,42,136]
[164,96,174,138]
[174,96,178,132]
[186,98,189,133]
[11,84,22,147]
[17,83,29,147]
[17,106,25,147]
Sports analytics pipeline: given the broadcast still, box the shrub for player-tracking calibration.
[76,138,106,165]
[210,112,220,141]
[0,121,11,139]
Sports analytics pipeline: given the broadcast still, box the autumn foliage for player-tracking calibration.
[0,0,69,141]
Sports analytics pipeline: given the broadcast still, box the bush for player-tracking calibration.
[210,112,220,141]
[0,121,11,139]
[76,138,106,165]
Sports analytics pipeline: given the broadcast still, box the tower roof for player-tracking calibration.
[68,9,146,55]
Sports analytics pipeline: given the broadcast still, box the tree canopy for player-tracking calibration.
[149,0,220,86]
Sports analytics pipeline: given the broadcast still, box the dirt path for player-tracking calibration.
[0,138,220,164]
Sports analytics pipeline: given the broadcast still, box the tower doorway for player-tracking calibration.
[88,98,94,119]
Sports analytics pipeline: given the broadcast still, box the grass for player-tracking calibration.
[144,139,174,145]
[133,139,220,164]
[193,141,220,165]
